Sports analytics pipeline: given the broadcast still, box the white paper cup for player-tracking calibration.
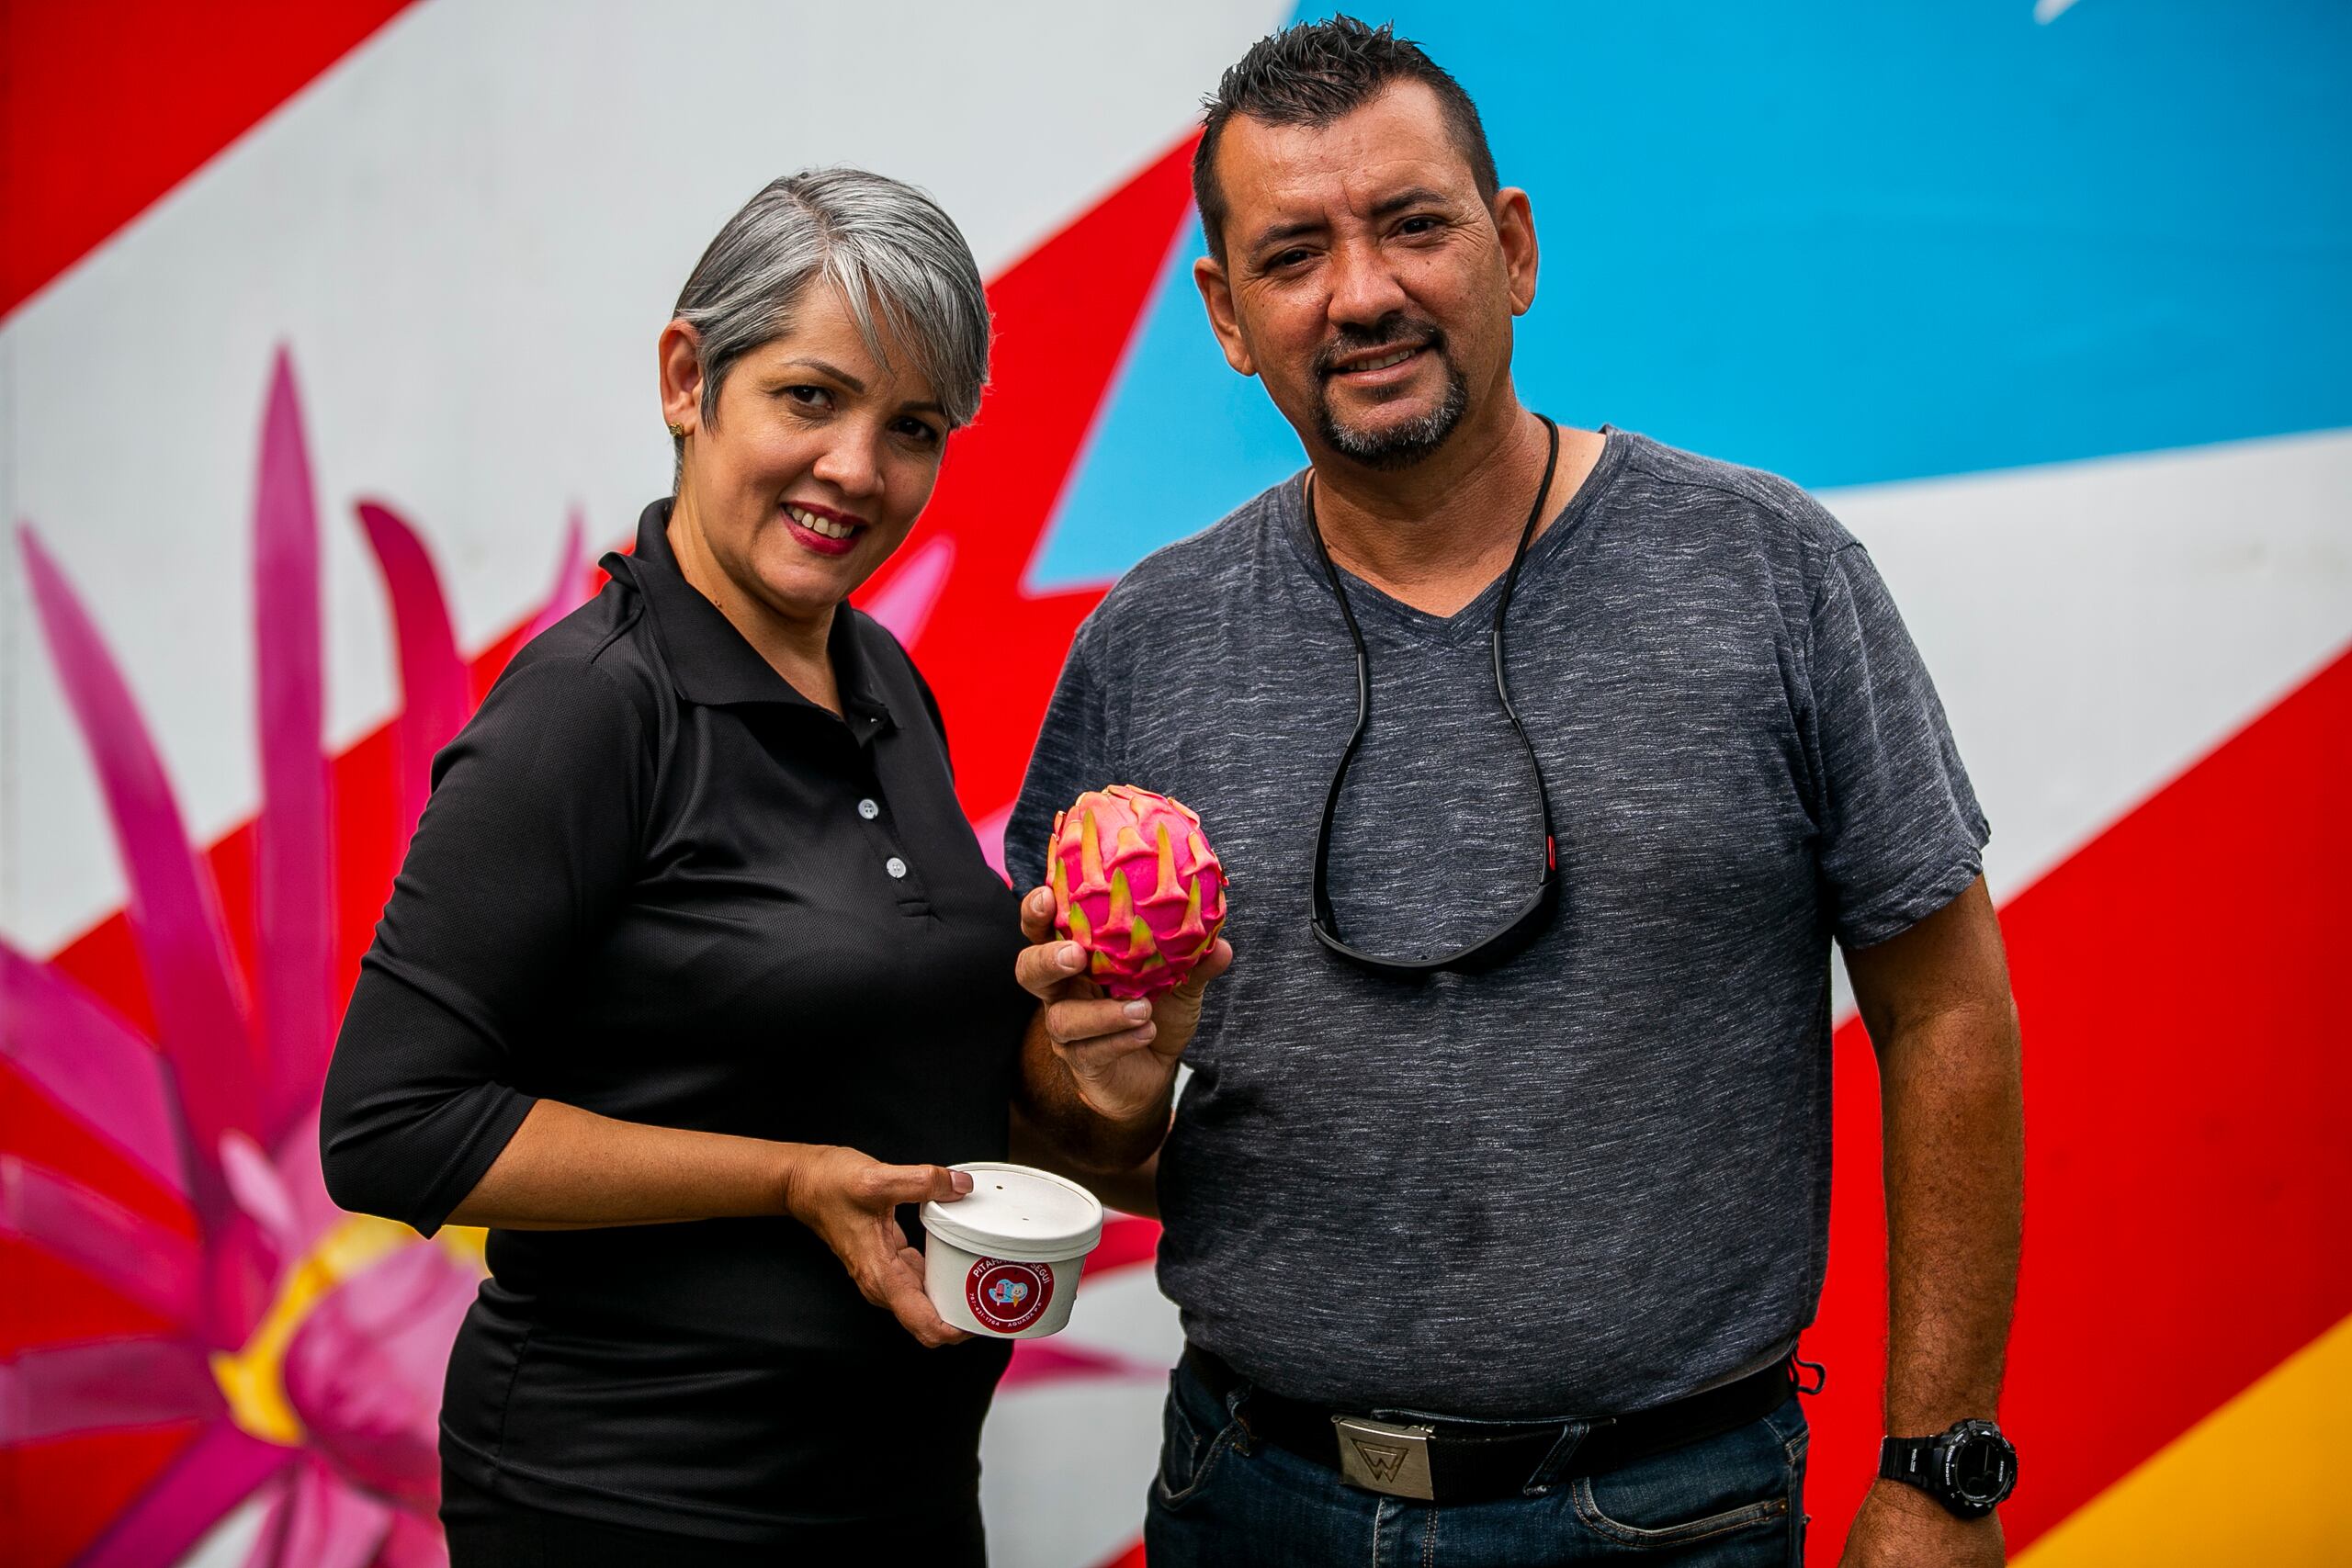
[920,1162,1104,1339]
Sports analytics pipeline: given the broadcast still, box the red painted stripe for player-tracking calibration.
[1090,1215,1165,1275]
[2,1424,205,1568]
[1,0,416,319]
[1800,641,2352,1562]
[852,135,1203,829]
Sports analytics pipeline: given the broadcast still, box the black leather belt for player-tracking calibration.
[1182,1345,1795,1505]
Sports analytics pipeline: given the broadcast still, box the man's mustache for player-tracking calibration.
[1314,316,1448,378]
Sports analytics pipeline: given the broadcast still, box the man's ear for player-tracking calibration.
[1193,254,1259,378]
[658,319,707,433]
[1493,186,1538,317]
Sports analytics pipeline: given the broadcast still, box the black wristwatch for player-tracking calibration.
[1878,1419,2018,1520]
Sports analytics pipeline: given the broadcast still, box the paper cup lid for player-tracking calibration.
[920,1162,1103,1263]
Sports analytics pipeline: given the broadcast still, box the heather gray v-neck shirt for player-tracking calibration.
[1008,428,1988,1418]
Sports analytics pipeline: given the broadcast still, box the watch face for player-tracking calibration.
[1946,1422,2018,1506]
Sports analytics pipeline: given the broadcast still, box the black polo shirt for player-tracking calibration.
[322,500,1031,1543]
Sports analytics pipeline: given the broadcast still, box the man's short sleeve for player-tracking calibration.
[1808,542,1990,949]
[1007,617,1119,893]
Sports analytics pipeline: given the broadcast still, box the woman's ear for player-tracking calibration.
[658,319,707,434]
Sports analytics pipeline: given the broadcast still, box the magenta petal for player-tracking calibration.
[242,1470,300,1568]
[18,528,260,1236]
[0,942,189,1204]
[283,1240,478,1514]
[517,508,590,648]
[74,1417,298,1568]
[218,1132,301,1256]
[0,1337,220,1443]
[249,1459,393,1568]
[864,535,956,648]
[269,1106,347,1258]
[253,350,338,1145]
[353,502,469,848]
[0,1156,202,1329]
[368,1506,448,1568]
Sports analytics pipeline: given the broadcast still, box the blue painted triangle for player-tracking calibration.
[1032,0,2352,590]
[1029,217,1304,589]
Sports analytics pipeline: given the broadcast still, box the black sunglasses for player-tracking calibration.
[1304,415,1563,978]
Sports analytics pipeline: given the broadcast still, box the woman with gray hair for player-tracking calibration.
[322,169,1025,1564]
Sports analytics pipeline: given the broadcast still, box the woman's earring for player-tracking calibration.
[667,422,686,438]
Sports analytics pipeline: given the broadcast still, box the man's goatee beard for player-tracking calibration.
[1318,371,1470,470]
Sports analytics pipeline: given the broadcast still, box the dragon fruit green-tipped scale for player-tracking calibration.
[1046,785,1228,999]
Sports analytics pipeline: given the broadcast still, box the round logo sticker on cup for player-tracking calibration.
[965,1257,1054,1335]
[921,1163,1102,1339]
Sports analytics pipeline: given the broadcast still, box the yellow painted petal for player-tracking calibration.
[212,1212,425,1448]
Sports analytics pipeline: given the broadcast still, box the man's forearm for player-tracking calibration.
[1013,1011,1173,1172]
[1009,1100,1164,1216]
[1878,997,2024,1432]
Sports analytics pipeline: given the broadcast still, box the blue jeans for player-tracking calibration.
[1145,1355,1809,1566]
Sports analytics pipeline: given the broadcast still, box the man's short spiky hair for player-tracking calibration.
[1193,15,1499,262]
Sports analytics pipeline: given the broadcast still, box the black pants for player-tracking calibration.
[440,1466,988,1566]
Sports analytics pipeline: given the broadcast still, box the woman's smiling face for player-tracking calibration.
[664,283,950,629]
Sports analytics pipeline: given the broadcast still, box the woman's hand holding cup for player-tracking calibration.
[782,1145,973,1348]
[1015,886,1233,1125]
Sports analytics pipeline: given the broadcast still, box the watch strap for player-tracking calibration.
[1879,1434,1937,1488]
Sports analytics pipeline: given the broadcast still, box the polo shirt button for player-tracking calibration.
[885,856,909,880]
[857,798,880,820]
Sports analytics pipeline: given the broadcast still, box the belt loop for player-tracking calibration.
[1519,1417,1598,1497]
[1223,1377,1257,1456]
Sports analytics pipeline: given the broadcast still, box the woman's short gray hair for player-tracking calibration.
[672,168,990,458]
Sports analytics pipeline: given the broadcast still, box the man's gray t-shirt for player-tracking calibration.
[1007,428,1988,1418]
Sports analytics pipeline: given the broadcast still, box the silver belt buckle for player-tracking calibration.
[1332,1415,1437,1500]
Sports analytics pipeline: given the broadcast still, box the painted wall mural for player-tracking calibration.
[3,4,2346,1567]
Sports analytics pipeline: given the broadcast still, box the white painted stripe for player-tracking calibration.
[1058,1255,1187,1370]
[982,1378,1167,1568]
[1824,427,2352,908]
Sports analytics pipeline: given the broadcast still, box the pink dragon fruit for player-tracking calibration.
[1046,784,1228,999]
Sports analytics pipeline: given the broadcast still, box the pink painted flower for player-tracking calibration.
[0,350,587,1567]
